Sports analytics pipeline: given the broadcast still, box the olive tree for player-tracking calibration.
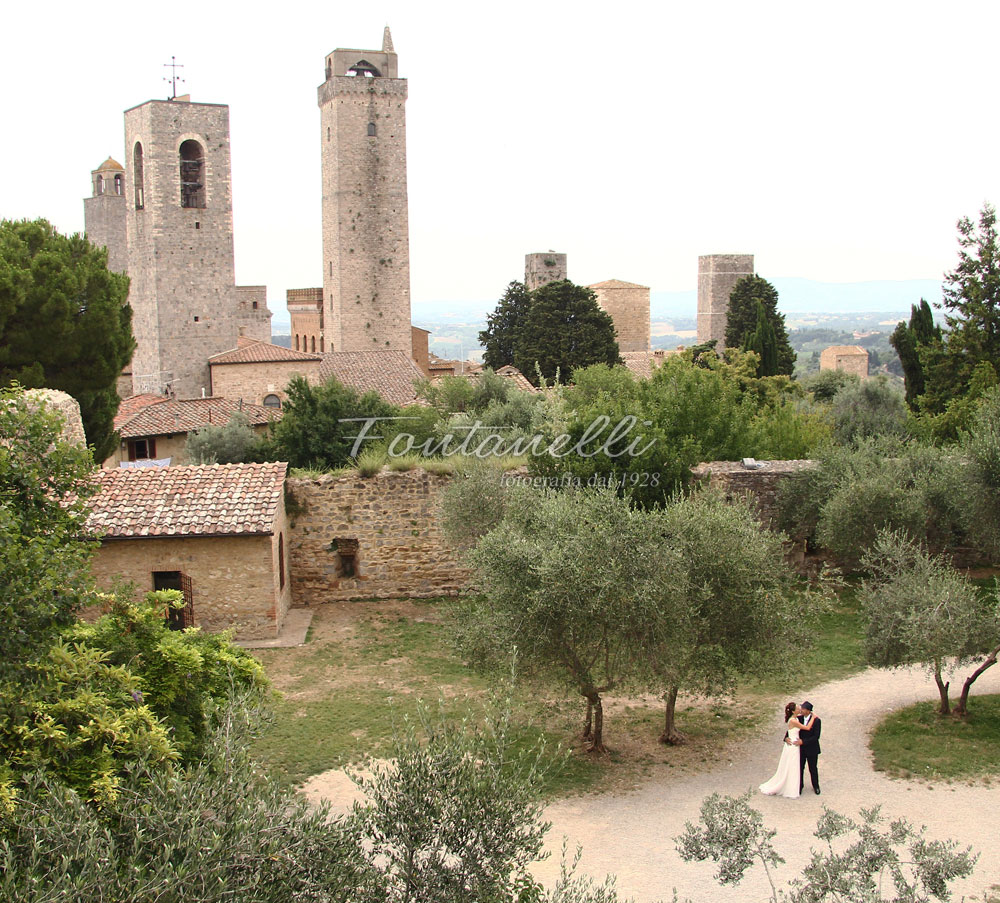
[859,530,1000,716]
[677,791,977,903]
[458,488,686,753]
[653,490,801,744]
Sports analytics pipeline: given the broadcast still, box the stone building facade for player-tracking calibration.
[696,254,754,347]
[689,459,816,528]
[525,251,568,290]
[288,287,325,353]
[589,279,651,353]
[86,97,273,400]
[286,469,468,605]
[208,339,322,406]
[819,345,869,380]
[83,157,127,273]
[87,463,292,640]
[319,28,411,354]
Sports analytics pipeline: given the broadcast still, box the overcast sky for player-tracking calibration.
[4,1,999,326]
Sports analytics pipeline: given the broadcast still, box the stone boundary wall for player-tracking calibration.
[286,469,469,604]
[689,460,816,528]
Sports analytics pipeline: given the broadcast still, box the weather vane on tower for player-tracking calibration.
[163,56,185,100]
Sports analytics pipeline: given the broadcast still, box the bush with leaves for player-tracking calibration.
[264,374,403,470]
[860,530,1000,716]
[676,791,977,903]
[0,589,267,804]
[801,368,858,402]
[0,386,98,679]
[184,410,263,464]
[1,690,626,903]
[0,694,359,903]
[828,374,909,445]
[776,437,973,566]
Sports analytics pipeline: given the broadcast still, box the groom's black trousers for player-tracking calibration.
[799,747,819,792]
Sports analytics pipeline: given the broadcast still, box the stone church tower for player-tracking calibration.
[123,98,267,397]
[319,27,411,353]
[84,157,128,274]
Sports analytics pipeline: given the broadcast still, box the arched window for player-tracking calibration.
[367,122,376,137]
[294,334,299,351]
[133,143,144,209]
[114,173,123,195]
[179,139,206,208]
[310,336,316,353]
[96,174,104,196]
[320,336,325,352]
[263,394,281,409]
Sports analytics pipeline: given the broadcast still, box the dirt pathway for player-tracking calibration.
[302,664,1000,902]
[533,665,1000,902]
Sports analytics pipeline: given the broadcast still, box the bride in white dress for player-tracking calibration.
[759,702,810,799]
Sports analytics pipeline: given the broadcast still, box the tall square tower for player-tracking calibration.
[319,28,411,353]
[124,98,243,397]
[696,254,754,348]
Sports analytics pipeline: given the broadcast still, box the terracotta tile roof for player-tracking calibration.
[87,462,288,539]
[208,339,322,365]
[115,394,164,423]
[317,350,425,406]
[494,365,538,393]
[115,397,280,438]
[588,279,650,290]
[620,352,659,380]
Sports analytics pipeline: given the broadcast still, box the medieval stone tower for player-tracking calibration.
[696,254,754,348]
[524,252,568,290]
[319,27,411,354]
[589,280,650,353]
[84,157,128,274]
[123,97,265,397]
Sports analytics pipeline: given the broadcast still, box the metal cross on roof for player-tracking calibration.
[163,56,185,100]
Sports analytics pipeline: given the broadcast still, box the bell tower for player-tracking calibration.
[319,27,411,353]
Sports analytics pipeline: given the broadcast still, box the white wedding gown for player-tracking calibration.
[759,727,801,798]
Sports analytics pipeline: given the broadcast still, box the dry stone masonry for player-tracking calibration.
[696,254,754,348]
[286,469,469,604]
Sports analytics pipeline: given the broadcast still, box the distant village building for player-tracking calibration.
[696,254,755,347]
[588,279,651,354]
[87,463,292,640]
[819,344,869,380]
[105,396,280,468]
[209,338,322,407]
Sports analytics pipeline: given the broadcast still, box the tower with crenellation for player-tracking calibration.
[318,27,411,353]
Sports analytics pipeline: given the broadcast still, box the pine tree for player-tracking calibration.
[742,301,779,376]
[889,299,941,408]
[479,281,531,371]
[512,280,620,385]
[725,275,795,376]
[0,218,134,459]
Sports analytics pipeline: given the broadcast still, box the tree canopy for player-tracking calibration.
[479,279,620,385]
[890,299,940,408]
[0,219,134,460]
[725,275,795,376]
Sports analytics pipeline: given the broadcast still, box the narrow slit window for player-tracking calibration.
[133,142,144,209]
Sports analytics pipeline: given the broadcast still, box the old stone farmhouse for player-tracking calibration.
[87,462,291,640]
[104,396,280,468]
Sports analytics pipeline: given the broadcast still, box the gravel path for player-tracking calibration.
[533,665,1000,902]
[302,665,1000,902]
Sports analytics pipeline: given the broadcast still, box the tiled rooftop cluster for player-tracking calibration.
[114,396,280,439]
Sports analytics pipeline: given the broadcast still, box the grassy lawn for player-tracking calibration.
[870,694,1000,782]
[251,585,868,797]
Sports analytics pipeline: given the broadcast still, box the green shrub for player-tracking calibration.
[184,411,262,464]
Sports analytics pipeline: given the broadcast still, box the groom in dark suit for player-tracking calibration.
[795,701,821,794]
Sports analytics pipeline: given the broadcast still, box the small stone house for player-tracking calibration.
[819,345,869,380]
[105,396,280,468]
[87,462,292,639]
[208,337,322,407]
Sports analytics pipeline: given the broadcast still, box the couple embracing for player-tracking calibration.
[759,701,821,799]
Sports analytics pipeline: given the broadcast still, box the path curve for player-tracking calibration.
[302,665,1000,902]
